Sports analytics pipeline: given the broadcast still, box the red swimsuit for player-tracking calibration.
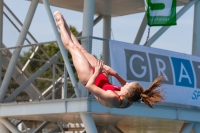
[94,73,130,108]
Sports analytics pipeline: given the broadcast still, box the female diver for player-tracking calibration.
[54,11,165,108]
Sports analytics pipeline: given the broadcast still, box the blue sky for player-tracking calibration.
[4,0,194,55]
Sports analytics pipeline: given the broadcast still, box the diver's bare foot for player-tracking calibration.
[54,11,65,29]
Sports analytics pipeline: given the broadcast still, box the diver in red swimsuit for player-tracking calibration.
[54,11,165,109]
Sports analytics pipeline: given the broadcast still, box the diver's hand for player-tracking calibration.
[103,65,118,77]
[94,60,104,76]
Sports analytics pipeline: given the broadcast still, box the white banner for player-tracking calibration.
[109,40,200,107]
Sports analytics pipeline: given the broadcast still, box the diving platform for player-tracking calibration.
[1,98,200,132]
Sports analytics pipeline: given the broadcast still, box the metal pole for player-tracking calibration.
[0,123,9,133]
[32,121,49,133]
[0,0,39,102]
[0,0,3,87]
[193,123,200,133]
[103,15,111,66]
[134,14,147,44]
[0,118,21,133]
[77,15,103,37]
[52,64,55,99]
[192,0,200,56]
[42,77,62,96]
[180,123,194,133]
[62,65,68,99]
[146,0,198,47]
[80,113,98,133]
[4,52,61,102]
[42,0,80,97]
[81,0,95,52]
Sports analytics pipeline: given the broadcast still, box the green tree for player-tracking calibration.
[20,25,79,98]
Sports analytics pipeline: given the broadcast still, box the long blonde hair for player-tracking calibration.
[124,76,165,108]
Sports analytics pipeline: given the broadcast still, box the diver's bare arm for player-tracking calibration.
[114,73,127,86]
[103,65,127,86]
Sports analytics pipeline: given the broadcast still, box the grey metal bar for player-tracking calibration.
[134,13,147,44]
[42,0,80,97]
[0,6,8,133]
[49,124,59,133]
[0,0,39,102]
[0,118,21,133]
[62,65,68,99]
[77,15,103,36]
[4,51,61,102]
[52,64,55,99]
[103,15,111,66]
[45,83,63,99]
[146,0,198,47]
[32,121,49,133]
[192,0,200,56]
[42,77,62,96]
[0,0,3,87]
[57,122,64,133]
[81,0,95,52]
[0,40,56,51]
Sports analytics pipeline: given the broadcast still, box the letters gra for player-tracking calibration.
[125,49,200,89]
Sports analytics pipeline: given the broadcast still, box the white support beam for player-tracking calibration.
[146,0,198,47]
[0,118,21,133]
[0,0,39,102]
[134,13,147,44]
[80,113,98,133]
[42,0,80,97]
[193,123,200,133]
[192,0,200,56]
[180,123,194,133]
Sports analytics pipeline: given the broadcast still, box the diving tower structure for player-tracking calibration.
[0,0,200,132]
